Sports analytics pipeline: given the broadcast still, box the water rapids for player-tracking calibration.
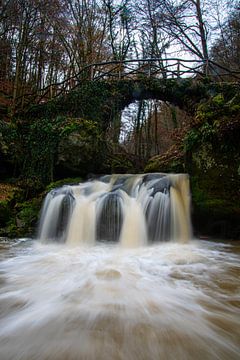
[0,239,239,360]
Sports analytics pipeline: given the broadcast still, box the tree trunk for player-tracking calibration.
[193,0,209,74]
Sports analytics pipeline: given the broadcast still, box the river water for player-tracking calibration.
[0,238,239,360]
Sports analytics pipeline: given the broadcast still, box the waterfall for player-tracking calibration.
[37,173,192,246]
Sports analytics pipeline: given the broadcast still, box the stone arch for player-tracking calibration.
[27,78,210,130]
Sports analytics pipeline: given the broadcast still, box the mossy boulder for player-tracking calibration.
[45,177,83,192]
[144,144,185,173]
[56,118,109,177]
[108,152,136,174]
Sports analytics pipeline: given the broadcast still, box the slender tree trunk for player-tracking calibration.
[154,102,159,154]
[135,100,143,157]
[194,0,209,74]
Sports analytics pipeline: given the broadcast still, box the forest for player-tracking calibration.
[0,0,240,238]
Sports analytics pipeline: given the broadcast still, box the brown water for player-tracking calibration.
[0,238,239,360]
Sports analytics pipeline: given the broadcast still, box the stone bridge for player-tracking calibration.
[26,58,239,129]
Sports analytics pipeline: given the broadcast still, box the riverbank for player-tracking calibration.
[0,178,83,238]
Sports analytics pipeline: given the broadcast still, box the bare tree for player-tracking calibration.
[154,0,209,73]
[210,5,240,79]
[102,0,134,62]
[135,0,170,76]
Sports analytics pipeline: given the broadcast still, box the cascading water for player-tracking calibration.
[0,173,239,360]
[38,173,192,245]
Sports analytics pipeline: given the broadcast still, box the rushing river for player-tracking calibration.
[0,238,239,360]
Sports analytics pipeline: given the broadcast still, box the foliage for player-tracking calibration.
[20,116,63,185]
[184,129,200,151]
[210,6,240,80]
[184,87,240,151]
[27,82,118,129]
[0,200,11,227]
[16,198,42,229]
[0,120,20,167]
[144,143,185,173]
[0,183,19,202]
[0,196,43,238]
[0,183,21,228]
[109,153,135,173]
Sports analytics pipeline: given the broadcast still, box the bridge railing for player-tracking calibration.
[90,58,205,81]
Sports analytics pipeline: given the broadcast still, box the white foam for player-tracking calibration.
[0,240,239,359]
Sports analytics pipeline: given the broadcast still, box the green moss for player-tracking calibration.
[46,177,83,192]
[190,177,206,204]
[212,94,224,106]
[191,175,239,216]
[184,129,200,151]
[144,160,160,173]
[16,198,41,226]
[144,158,184,173]
[192,144,217,171]
[2,223,19,238]
[2,197,43,238]
[144,142,185,174]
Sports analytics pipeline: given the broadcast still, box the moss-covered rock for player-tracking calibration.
[56,118,108,177]
[108,152,135,174]
[144,144,185,173]
[45,177,83,192]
